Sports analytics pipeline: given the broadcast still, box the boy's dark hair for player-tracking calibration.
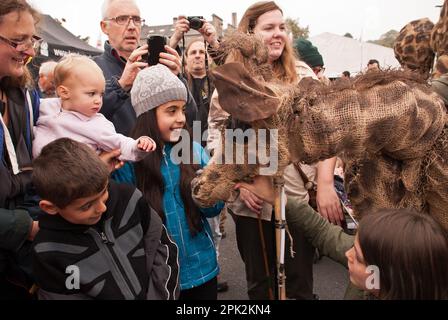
[342,71,351,78]
[32,138,109,209]
[368,59,379,66]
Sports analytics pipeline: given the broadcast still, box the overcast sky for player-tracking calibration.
[29,0,442,47]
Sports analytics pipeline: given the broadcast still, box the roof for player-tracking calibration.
[308,32,401,78]
[37,14,102,59]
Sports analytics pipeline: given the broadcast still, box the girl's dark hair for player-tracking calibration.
[131,110,203,236]
[358,209,448,300]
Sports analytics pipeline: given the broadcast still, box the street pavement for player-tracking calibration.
[217,215,349,300]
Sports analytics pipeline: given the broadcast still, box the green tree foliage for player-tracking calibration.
[78,36,90,44]
[285,18,310,40]
[368,30,399,48]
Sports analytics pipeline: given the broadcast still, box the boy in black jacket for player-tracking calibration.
[31,138,179,300]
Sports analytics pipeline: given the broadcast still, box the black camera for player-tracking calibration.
[187,16,204,30]
[145,35,167,66]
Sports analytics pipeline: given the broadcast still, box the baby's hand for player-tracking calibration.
[138,136,157,152]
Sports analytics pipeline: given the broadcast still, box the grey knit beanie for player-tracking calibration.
[131,64,188,117]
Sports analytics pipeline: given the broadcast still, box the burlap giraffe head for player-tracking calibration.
[431,0,448,57]
[394,18,435,77]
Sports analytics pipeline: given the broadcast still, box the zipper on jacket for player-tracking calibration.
[87,228,136,299]
[162,147,189,262]
[100,231,114,245]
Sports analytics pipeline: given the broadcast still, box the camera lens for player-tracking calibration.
[189,17,204,30]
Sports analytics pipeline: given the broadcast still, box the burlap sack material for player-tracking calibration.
[191,33,448,230]
[212,62,279,122]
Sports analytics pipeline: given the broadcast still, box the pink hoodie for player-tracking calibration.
[33,98,149,162]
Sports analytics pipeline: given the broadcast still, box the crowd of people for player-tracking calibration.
[0,0,447,300]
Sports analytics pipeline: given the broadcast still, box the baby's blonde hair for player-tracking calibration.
[54,54,103,87]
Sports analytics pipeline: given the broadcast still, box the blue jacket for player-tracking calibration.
[161,142,223,290]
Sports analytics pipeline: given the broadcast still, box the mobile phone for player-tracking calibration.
[147,35,167,66]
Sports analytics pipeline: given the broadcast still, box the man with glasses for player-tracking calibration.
[95,0,184,137]
[95,0,196,184]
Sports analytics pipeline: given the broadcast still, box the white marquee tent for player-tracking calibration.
[308,32,401,78]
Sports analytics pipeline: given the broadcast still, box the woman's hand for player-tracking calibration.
[239,188,264,214]
[316,182,344,226]
[235,176,275,213]
[99,149,124,173]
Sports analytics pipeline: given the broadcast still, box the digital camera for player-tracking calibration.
[187,16,204,30]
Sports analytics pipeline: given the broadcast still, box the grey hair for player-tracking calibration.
[39,61,58,76]
[101,0,139,19]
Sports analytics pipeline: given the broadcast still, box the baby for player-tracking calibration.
[33,54,156,160]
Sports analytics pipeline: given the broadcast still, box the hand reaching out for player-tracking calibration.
[316,182,344,226]
[137,136,157,152]
[239,188,264,215]
[99,149,125,173]
[235,176,275,206]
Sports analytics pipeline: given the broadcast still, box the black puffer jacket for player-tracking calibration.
[0,86,39,255]
[33,182,179,300]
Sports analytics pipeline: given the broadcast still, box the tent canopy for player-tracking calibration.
[36,14,102,60]
[308,32,401,78]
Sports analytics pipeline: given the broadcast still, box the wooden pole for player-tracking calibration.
[274,176,287,300]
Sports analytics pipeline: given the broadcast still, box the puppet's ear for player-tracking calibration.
[211,62,279,123]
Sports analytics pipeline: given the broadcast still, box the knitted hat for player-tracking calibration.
[131,64,188,117]
[294,38,324,68]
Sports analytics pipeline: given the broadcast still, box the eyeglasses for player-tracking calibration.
[104,15,145,26]
[0,34,42,51]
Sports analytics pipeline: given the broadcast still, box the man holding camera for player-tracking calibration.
[169,16,220,51]
[94,1,198,184]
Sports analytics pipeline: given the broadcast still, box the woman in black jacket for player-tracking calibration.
[0,0,41,298]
